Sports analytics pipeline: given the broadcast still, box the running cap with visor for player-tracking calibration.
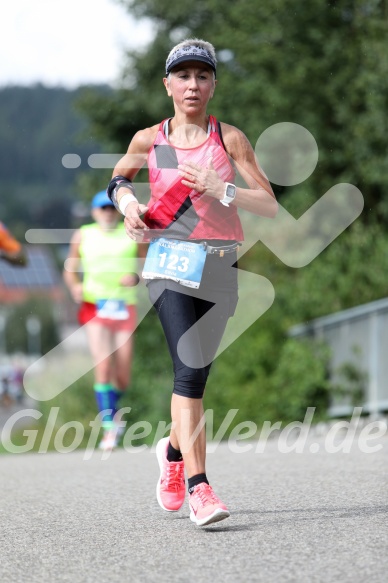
[166,45,217,76]
[91,190,115,209]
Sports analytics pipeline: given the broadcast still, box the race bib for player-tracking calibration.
[142,238,207,289]
[96,299,129,320]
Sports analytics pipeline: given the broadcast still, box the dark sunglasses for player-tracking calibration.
[100,205,115,211]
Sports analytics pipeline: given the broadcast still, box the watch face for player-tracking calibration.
[226,184,236,199]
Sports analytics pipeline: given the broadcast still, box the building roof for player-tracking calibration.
[0,246,60,290]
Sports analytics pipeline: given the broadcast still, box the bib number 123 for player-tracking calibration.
[142,237,207,288]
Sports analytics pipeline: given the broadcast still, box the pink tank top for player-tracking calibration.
[145,115,244,241]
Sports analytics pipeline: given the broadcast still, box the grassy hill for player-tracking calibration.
[0,83,111,235]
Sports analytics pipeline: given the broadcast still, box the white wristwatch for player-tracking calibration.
[220,183,236,207]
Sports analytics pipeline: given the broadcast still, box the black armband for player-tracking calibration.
[107,175,136,210]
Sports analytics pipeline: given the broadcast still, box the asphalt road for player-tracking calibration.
[0,428,387,583]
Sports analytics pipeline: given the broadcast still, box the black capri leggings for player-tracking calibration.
[147,251,238,399]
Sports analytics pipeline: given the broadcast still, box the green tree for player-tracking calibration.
[71,0,388,429]
[5,297,60,355]
[78,0,388,221]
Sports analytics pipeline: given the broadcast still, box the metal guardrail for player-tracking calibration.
[289,297,388,417]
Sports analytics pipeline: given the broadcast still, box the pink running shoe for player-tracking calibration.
[189,483,230,527]
[156,437,185,511]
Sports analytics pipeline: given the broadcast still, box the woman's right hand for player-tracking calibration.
[124,201,149,240]
[70,282,84,304]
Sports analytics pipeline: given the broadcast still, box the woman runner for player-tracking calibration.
[107,39,278,526]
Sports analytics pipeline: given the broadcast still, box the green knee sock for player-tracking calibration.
[94,383,114,429]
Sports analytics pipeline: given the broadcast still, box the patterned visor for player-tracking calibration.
[166,45,217,76]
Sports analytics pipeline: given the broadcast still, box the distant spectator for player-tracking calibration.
[0,374,12,407]
[0,222,27,266]
[10,365,25,404]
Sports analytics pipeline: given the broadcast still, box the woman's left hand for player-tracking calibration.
[178,158,224,199]
[120,273,140,287]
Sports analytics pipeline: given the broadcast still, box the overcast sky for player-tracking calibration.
[0,0,154,88]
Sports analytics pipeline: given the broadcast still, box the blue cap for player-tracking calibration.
[91,190,115,209]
